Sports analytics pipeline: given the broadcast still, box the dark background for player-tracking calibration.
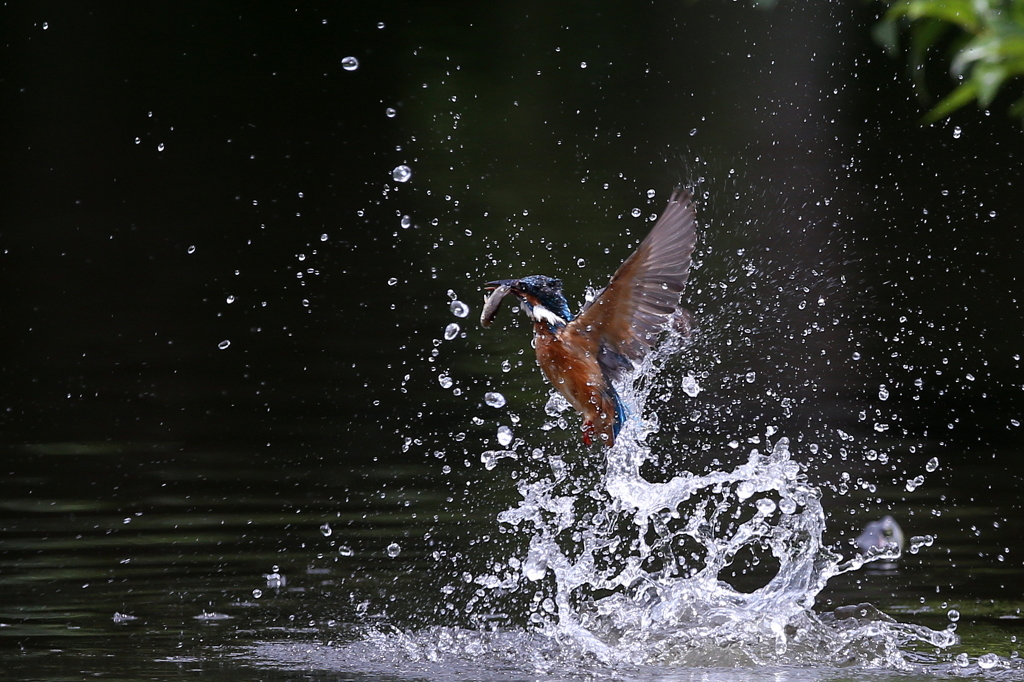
[1,2,1023,678]
[2,3,1022,453]
[2,2,1021,489]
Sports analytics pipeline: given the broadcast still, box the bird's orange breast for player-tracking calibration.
[533,324,618,444]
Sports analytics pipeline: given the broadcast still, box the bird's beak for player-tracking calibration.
[480,280,518,328]
[484,279,519,291]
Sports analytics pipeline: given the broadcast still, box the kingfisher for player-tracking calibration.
[480,188,697,447]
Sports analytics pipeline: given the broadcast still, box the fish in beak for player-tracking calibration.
[480,280,518,328]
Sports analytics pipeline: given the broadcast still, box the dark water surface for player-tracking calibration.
[2,2,1023,680]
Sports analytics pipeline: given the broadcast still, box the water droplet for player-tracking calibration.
[523,550,548,580]
[689,128,697,136]
[157,142,165,152]
[954,653,970,667]
[977,653,999,670]
[319,523,332,537]
[217,340,231,350]
[681,375,702,397]
[736,480,755,500]
[947,609,960,622]
[341,56,359,71]
[952,126,962,139]
[631,207,641,217]
[646,189,656,199]
[400,215,411,229]
[252,589,263,599]
[187,245,196,254]
[386,542,401,558]
[755,498,777,515]
[387,277,398,286]
[264,569,285,589]
[926,457,939,472]
[391,164,412,182]
[450,300,469,318]
[878,385,889,401]
[852,351,861,360]
[42,22,48,29]
[497,425,513,446]
[484,392,506,408]
[576,258,586,268]
[909,534,934,554]
[580,61,587,69]
[481,449,518,470]
[338,545,354,557]
[544,393,570,416]
[904,475,924,492]
[386,107,396,118]
[226,295,235,304]
[745,371,756,383]
[444,322,460,340]
[501,359,512,373]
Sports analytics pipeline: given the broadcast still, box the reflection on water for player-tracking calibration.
[1,434,1022,680]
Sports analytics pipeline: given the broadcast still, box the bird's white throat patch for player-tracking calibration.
[527,302,566,327]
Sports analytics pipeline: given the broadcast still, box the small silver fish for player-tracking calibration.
[480,283,513,328]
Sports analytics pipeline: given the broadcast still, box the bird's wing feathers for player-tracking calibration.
[569,188,696,378]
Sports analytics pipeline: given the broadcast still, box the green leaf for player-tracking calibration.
[987,31,1024,60]
[875,0,1024,121]
[923,79,979,122]
[973,62,1010,106]
[902,0,980,32]
[951,34,1001,75]
[873,18,901,57]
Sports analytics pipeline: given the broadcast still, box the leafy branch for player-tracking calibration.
[873,0,1024,122]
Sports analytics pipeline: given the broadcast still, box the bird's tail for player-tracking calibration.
[609,385,626,440]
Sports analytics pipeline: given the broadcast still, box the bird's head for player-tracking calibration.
[481,275,571,328]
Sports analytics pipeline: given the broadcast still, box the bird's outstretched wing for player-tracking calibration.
[567,188,697,381]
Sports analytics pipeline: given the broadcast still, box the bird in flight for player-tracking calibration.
[480,188,697,447]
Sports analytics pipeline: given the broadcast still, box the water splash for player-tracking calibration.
[283,324,960,675]
[496,438,958,668]
[414,331,955,672]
